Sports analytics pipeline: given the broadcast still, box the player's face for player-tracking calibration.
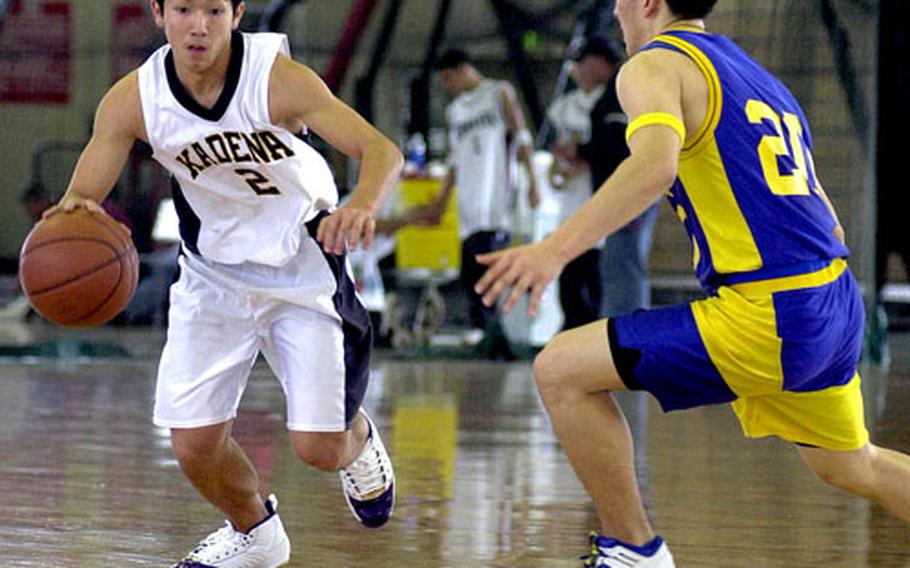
[151,0,244,72]
[438,68,467,96]
[574,55,611,89]
[614,0,649,54]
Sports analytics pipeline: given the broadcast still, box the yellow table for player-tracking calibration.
[395,177,460,271]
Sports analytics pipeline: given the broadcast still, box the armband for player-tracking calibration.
[625,113,686,144]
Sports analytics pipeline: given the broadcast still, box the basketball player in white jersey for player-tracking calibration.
[425,49,541,352]
[43,1,401,566]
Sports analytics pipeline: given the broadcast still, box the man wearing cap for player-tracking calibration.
[547,37,612,329]
[555,34,660,320]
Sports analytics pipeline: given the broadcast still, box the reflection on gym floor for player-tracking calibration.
[0,328,908,567]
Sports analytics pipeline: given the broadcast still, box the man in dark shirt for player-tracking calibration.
[560,34,660,319]
[575,36,629,193]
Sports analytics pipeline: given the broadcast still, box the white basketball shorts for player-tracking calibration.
[153,217,372,432]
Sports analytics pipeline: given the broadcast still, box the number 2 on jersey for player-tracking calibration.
[235,169,281,196]
[745,99,814,196]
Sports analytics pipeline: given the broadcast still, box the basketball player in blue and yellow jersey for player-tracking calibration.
[476,0,910,565]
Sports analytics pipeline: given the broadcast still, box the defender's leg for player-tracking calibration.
[534,319,654,546]
[799,443,910,521]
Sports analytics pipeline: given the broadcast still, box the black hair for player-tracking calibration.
[573,34,623,65]
[155,0,243,12]
[434,49,472,71]
[665,0,718,19]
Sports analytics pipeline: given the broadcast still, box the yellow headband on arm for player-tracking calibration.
[625,112,686,145]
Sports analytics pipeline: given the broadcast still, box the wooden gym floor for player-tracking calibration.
[0,323,907,567]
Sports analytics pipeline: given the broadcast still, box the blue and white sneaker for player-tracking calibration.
[339,410,395,528]
[172,494,290,567]
[581,531,675,567]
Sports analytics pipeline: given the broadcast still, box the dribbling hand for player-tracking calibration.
[40,195,131,237]
[41,194,106,220]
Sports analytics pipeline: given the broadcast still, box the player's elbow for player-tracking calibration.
[390,145,405,174]
[378,136,404,176]
[648,160,678,193]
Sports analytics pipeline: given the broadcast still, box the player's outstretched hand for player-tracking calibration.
[317,206,377,255]
[475,241,563,317]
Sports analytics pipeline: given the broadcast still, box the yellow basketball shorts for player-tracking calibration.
[608,259,869,451]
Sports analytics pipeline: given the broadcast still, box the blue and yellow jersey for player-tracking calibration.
[640,27,849,291]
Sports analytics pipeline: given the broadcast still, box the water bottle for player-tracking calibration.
[405,132,427,174]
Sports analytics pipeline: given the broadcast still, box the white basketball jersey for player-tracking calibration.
[138,32,337,266]
[446,79,512,237]
[545,86,603,224]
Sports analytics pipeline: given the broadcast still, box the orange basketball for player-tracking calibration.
[18,208,140,328]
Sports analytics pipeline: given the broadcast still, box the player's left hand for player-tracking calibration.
[316,206,376,255]
[475,241,563,317]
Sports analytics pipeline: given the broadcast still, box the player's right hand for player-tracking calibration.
[41,194,105,219]
[475,240,564,317]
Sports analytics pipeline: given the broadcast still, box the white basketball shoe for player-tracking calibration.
[172,494,290,568]
[339,410,395,528]
[581,532,675,567]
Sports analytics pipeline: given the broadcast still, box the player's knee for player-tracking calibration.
[533,335,575,404]
[291,432,349,471]
[170,427,229,471]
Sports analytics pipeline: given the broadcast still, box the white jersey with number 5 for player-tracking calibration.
[138,32,337,266]
[446,79,512,237]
